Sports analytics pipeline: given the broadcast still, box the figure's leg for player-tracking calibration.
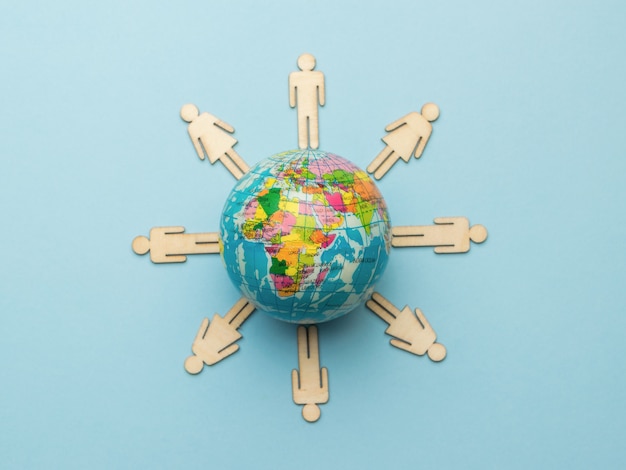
[309,112,319,149]
[220,154,245,180]
[373,151,400,180]
[297,112,309,149]
[367,146,393,175]
[226,149,250,175]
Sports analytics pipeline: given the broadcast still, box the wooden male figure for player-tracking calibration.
[292,325,329,422]
[132,226,219,263]
[392,217,488,253]
[289,53,325,149]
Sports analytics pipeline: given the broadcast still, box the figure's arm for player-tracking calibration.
[385,114,410,132]
[320,366,329,390]
[389,338,414,353]
[216,343,240,362]
[194,317,210,343]
[291,369,301,391]
[414,135,428,158]
[215,120,235,133]
[159,226,185,235]
[413,308,431,331]
[190,133,206,160]
[434,217,461,225]
[318,80,325,106]
[289,75,297,107]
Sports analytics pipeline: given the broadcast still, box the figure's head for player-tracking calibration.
[421,102,440,122]
[297,53,316,72]
[469,224,488,244]
[184,354,204,375]
[180,103,200,123]
[131,236,151,255]
[302,404,321,422]
[427,343,447,362]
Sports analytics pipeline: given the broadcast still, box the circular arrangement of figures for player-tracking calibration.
[132,53,487,422]
[220,149,391,323]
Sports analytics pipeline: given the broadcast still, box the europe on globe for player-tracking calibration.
[220,149,391,323]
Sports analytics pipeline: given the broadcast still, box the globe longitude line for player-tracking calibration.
[325,153,350,308]
[297,149,319,320]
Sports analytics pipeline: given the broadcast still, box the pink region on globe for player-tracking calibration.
[326,192,346,212]
[315,267,329,286]
[265,245,280,257]
[262,222,281,241]
[299,201,314,216]
[280,211,297,235]
[244,199,259,219]
[271,274,294,291]
[321,233,336,248]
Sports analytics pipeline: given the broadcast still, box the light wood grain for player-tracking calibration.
[292,325,329,422]
[391,217,487,253]
[366,292,446,362]
[180,103,249,179]
[184,298,256,374]
[132,227,220,263]
[367,103,439,180]
[289,53,325,149]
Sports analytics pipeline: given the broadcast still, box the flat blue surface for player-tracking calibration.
[1,1,625,468]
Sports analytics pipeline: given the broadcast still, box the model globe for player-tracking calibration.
[219,149,391,323]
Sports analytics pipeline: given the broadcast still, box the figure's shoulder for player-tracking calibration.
[196,112,218,123]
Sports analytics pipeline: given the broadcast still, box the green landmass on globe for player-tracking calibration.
[220,149,391,324]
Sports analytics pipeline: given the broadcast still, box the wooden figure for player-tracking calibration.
[366,292,446,362]
[180,103,250,179]
[291,325,329,423]
[289,53,325,150]
[391,217,487,253]
[184,297,256,374]
[132,227,220,263]
[367,103,439,180]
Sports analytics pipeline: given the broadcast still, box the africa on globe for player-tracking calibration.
[219,149,391,324]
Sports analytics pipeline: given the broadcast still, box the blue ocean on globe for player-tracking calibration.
[219,149,391,323]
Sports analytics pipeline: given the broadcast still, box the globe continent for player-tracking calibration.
[220,149,391,323]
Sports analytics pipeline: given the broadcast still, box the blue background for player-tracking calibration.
[1,1,625,468]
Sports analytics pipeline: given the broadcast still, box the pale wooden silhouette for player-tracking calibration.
[132,227,220,263]
[291,325,329,423]
[180,103,250,179]
[366,292,446,362]
[184,297,256,374]
[289,53,325,149]
[392,217,487,253]
[367,103,439,180]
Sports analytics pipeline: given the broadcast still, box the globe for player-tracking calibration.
[219,149,391,323]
